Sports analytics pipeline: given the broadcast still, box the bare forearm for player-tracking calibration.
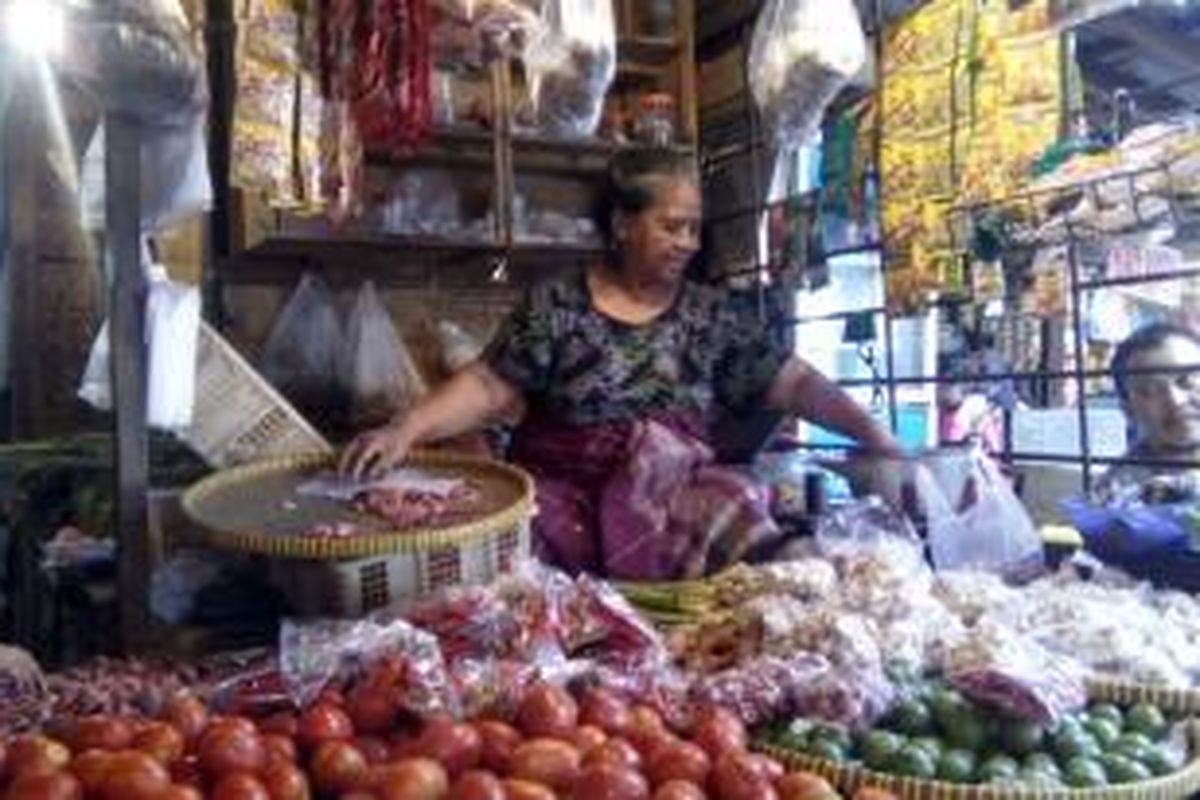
[768,357,899,453]
[398,363,521,445]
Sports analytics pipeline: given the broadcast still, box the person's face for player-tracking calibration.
[615,176,701,287]
[1124,335,1200,452]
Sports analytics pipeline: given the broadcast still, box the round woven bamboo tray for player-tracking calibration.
[757,682,1200,800]
[181,450,536,560]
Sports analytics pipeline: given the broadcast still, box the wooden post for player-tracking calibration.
[104,113,151,653]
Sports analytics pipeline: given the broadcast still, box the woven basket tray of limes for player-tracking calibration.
[756,674,1200,800]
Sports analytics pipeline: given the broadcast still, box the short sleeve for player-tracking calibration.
[713,288,792,412]
[483,287,556,395]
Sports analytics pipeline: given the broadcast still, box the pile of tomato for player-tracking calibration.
[0,669,901,800]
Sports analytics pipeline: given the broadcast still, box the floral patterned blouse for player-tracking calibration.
[483,271,792,428]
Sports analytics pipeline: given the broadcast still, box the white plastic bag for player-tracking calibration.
[78,248,201,431]
[437,321,483,372]
[920,449,1043,577]
[522,0,616,137]
[340,282,427,428]
[261,274,345,428]
[748,0,867,146]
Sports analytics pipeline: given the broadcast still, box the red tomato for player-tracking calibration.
[449,770,505,800]
[67,716,135,753]
[411,716,482,777]
[97,750,171,800]
[625,710,669,757]
[132,722,185,765]
[652,780,707,800]
[263,734,299,766]
[571,764,651,800]
[160,695,209,745]
[197,722,267,776]
[207,717,259,739]
[474,721,521,774]
[68,749,115,794]
[211,771,271,800]
[168,754,205,789]
[501,779,556,800]
[261,760,313,800]
[370,758,449,800]
[751,755,784,783]
[339,793,379,800]
[569,726,608,754]
[316,687,347,707]
[690,709,746,760]
[0,737,7,781]
[578,689,633,737]
[4,770,82,800]
[8,736,71,778]
[159,785,206,800]
[582,739,642,772]
[298,704,355,750]
[347,685,397,736]
[354,737,391,766]
[710,751,778,800]
[311,740,369,795]
[777,771,839,800]
[257,713,299,739]
[648,741,711,788]
[516,683,578,740]
[508,739,581,792]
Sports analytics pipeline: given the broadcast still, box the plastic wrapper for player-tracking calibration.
[712,559,839,608]
[1065,496,1197,563]
[942,622,1088,725]
[815,496,923,562]
[437,321,484,372]
[788,662,896,730]
[261,274,345,428]
[341,282,427,428]
[522,0,615,137]
[279,616,457,716]
[690,653,833,728]
[57,0,205,124]
[747,0,866,145]
[934,570,1024,627]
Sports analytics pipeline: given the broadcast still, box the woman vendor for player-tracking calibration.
[342,149,899,579]
[1094,321,1200,504]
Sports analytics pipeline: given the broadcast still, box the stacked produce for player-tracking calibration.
[764,676,1191,789]
[0,669,901,800]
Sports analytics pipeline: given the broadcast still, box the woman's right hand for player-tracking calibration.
[338,422,417,481]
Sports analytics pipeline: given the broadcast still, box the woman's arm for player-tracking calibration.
[340,362,524,478]
[766,356,902,455]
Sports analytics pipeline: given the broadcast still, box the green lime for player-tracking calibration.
[1126,704,1168,739]
[936,749,977,784]
[1023,753,1061,777]
[862,730,905,771]
[889,743,937,779]
[930,689,969,725]
[1115,731,1155,762]
[1100,752,1153,784]
[944,713,989,752]
[1064,757,1109,788]
[1084,717,1121,748]
[977,755,1020,784]
[1089,703,1124,728]
[776,727,810,751]
[1141,744,1181,777]
[810,722,854,753]
[1000,720,1045,756]
[910,736,944,760]
[889,697,934,736]
[1019,767,1063,788]
[1054,729,1101,761]
[807,738,848,764]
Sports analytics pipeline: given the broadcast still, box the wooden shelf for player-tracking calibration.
[619,36,680,66]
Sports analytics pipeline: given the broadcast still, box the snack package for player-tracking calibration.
[747,0,868,145]
[522,0,616,137]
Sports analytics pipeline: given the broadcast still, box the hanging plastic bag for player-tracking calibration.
[747,0,867,146]
[261,274,345,430]
[921,448,1043,577]
[340,282,427,429]
[522,0,616,138]
[78,246,201,431]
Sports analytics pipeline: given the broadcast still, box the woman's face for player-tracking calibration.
[1124,334,1200,452]
[616,176,701,287]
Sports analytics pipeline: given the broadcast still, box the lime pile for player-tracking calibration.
[766,688,1187,788]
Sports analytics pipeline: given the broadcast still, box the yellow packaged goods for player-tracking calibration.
[883,0,963,73]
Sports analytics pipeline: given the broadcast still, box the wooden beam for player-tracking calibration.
[104,113,151,654]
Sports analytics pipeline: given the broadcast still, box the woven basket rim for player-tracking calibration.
[757,684,1200,800]
[181,450,535,559]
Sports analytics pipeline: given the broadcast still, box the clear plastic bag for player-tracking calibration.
[522,0,616,137]
[437,321,483,372]
[340,282,427,429]
[261,274,344,428]
[747,0,867,145]
[920,449,1043,578]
